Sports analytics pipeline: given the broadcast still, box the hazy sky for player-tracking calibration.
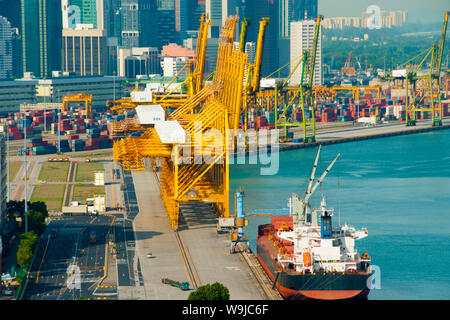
[319,0,449,22]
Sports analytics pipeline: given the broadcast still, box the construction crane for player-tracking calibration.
[342,51,356,77]
[62,93,92,118]
[113,16,268,230]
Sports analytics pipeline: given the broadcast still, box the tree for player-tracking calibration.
[188,282,230,300]
[28,210,47,236]
[17,232,38,267]
[6,200,49,234]
[29,201,48,217]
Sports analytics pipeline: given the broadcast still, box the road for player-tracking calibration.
[22,215,115,300]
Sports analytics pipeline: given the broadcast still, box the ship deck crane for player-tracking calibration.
[291,145,340,227]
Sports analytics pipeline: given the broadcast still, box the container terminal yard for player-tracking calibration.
[0,9,449,301]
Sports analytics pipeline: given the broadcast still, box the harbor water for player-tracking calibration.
[230,129,450,300]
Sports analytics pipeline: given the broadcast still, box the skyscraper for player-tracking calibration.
[62,0,112,31]
[175,0,189,41]
[0,16,13,79]
[0,0,21,28]
[245,0,278,77]
[279,0,318,38]
[204,0,242,73]
[62,26,108,76]
[189,0,205,32]
[294,0,317,21]
[157,0,178,48]
[120,0,158,49]
[21,0,62,78]
[290,19,322,86]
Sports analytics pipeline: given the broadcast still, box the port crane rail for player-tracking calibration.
[114,16,268,230]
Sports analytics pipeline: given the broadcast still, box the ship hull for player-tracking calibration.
[256,239,371,300]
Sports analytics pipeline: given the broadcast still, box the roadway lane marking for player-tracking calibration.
[36,235,51,284]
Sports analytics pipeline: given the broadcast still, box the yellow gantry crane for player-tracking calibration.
[62,93,92,118]
[113,16,268,230]
[110,14,211,115]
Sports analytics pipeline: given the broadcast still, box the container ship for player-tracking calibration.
[256,146,373,300]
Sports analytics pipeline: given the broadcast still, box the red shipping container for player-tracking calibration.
[68,134,79,140]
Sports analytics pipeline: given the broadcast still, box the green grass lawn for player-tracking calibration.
[30,184,66,211]
[9,161,22,182]
[38,162,70,181]
[72,184,105,202]
[75,162,105,182]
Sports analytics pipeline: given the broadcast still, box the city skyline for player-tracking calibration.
[319,0,448,22]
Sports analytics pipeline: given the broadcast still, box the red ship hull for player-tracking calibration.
[256,218,371,301]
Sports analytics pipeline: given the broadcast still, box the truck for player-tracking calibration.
[161,278,189,291]
[89,230,96,243]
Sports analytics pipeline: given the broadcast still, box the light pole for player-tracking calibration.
[6,125,10,202]
[44,94,46,133]
[18,131,30,233]
[58,111,61,154]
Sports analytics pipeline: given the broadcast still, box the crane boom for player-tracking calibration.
[308,15,323,88]
[306,145,322,194]
[436,11,449,76]
[252,18,270,92]
[239,18,250,53]
[306,153,341,203]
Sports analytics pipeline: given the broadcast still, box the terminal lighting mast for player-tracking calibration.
[6,125,10,201]
[18,131,30,233]
[58,112,61,154]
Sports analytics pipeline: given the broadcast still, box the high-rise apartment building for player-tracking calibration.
[290,19,322,86]
[0,17,13,79]
[21,0,62,78]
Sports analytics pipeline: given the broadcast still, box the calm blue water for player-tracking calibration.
[230,130,450,300]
